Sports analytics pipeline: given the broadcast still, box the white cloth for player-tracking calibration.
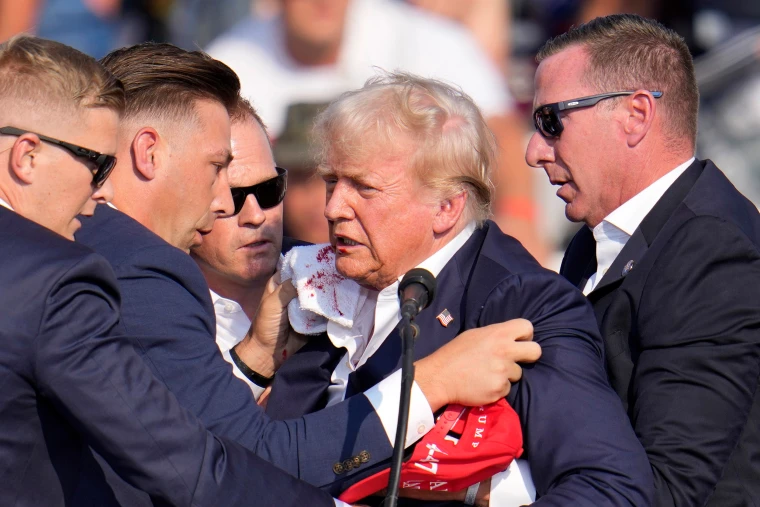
[583,157,695,295]
[317,222,534,504]
[280,244,366,334]
[207,0,512,139]
[0,197,12,210]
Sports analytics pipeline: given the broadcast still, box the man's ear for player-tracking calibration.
[9,133,42,185]
[624,90,657,147]
[432,191,467,235]
[132,127,160,181]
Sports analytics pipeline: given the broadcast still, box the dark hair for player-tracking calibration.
[100,42,240,123]
[537,14,699,147]
[0,35,124,114]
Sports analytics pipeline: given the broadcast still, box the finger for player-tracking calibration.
[506,362,523,383]
[505,318,534,342]
[272,265,282,285]
[264,272,280,295]
[507,341,542,363]
[275,279,297,306]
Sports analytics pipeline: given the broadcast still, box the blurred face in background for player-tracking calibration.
[282,0,351,62]
[192,118,283,287]
[283,168,330,244]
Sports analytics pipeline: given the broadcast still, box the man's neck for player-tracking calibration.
[285,35,341,66]
[207,276,269,322]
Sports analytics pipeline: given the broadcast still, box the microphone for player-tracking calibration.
[398,268,437,320]
[385,268,436,507]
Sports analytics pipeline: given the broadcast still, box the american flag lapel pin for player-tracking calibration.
[436,309,454,327]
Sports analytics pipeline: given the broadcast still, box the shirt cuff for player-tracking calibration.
[334,498,352,507]
[488,459,536,506]
[362,369,435,448]
[223,349,266,400]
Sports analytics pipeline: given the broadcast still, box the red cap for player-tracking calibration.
[338,399,523,504]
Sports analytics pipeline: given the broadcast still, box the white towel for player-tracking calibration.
[280,244,365,335]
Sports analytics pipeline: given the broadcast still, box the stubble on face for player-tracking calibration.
[192,119,283,290]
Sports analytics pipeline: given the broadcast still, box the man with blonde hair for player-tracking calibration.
[529,14,760,505]
[0,35,339,507]
[265,72,653,506]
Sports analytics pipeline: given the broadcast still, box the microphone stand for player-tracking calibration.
[384,312,419,507]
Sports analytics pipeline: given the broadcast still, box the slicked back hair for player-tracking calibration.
[537,14,699,148]
[0,35,124,115]
[100,42,240,125]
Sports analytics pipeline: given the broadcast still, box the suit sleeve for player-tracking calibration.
[485,271,653,506]
[634,216,760,506]
[34,252,333,507]
[114,245,392,492]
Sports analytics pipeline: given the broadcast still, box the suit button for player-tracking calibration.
[333,462,345,475]
[359,450,370,463]
[352,456,361,467]
[343,459,354,471]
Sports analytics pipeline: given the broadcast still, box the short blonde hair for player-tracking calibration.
[314,72,495,224]
[0,35,124,115]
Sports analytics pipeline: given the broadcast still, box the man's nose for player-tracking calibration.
[324,180,355,221]
[239,194,267,227]
[92,177,114,204]
[525,131,554,169]
[212,167,235,217]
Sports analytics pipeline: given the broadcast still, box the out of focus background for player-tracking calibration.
[2,0,758,269]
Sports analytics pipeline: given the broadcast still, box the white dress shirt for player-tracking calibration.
[323,221,534,505]
[0,197,12,210]
[584,157,696,295]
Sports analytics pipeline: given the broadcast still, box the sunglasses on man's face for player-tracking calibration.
[0,126,117,188]
[533,90,663,139]
[231,166,287,215]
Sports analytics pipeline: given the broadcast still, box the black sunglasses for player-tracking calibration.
[0,126,117,188]
[533,90,663,139]
[231,166,287,215]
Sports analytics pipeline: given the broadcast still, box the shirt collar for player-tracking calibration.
[602,157,695,236]
[0,197,12,211]
[209,288,244,314]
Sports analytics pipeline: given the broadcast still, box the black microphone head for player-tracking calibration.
[398,268,437,312]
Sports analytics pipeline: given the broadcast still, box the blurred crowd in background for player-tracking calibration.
[1,0,758,269]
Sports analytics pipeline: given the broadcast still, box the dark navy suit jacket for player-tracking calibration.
[266,221,654,506]
[76,204,392,498]
[561,160,760,506]
[0,206,333,507]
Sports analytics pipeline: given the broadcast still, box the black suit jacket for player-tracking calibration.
[561,159,760,507]
[268,221,654,506]
[0,206,333,507]
[75,205,391,500]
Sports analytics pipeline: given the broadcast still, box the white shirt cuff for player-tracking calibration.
[334,498,352,507]
[223,349,266,400]
[488,459,536,506]
[362,369,435,448]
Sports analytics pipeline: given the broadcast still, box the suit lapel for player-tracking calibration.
[560,226,597,290]
[589,160,706,298]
